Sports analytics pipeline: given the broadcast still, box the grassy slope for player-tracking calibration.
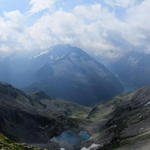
[0,133,49,150]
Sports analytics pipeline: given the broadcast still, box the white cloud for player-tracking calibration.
[104,0,138,8]
[0,10,33,54]
[118,0,150,50]
[29,0,57,15]
[27,6,120,58]
[0,0,150,61]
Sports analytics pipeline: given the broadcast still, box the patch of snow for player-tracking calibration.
[89,144,101,149]
[60,148,65,150]
[49,55,66,61]
[81,144,100,150]
[34,51,48,58]
[145,101,150,106]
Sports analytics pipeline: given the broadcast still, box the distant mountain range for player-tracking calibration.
[0,45,123,105]
[2,45,150,102]
[107,51,150,91]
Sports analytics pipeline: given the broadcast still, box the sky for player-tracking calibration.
[0,0,149,60]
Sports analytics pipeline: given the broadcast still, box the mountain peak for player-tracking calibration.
[26,45,123,105]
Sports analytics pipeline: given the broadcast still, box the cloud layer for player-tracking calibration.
[29,0,57,14]
[0,0,149,60]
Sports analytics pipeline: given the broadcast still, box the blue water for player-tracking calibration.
[79,131,90,141]
[51,130,90,145]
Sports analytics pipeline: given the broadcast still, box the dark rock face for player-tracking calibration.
[26,45,123,105]
[0,82,81,145]
[106,86,150,138]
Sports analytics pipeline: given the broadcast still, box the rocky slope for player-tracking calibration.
[79,86,150,150]
[0,82,89,149]
[1,82,150,150]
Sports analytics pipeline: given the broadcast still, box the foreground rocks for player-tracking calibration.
[1,82,150,150]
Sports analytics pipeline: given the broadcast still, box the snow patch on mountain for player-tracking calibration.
[81,144,100,150]
[34,50,48,58]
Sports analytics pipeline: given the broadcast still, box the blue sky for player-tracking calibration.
[0,0,29,14]
[0,0,149,60]
[0,0,103,12]
[0,0,127,20]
